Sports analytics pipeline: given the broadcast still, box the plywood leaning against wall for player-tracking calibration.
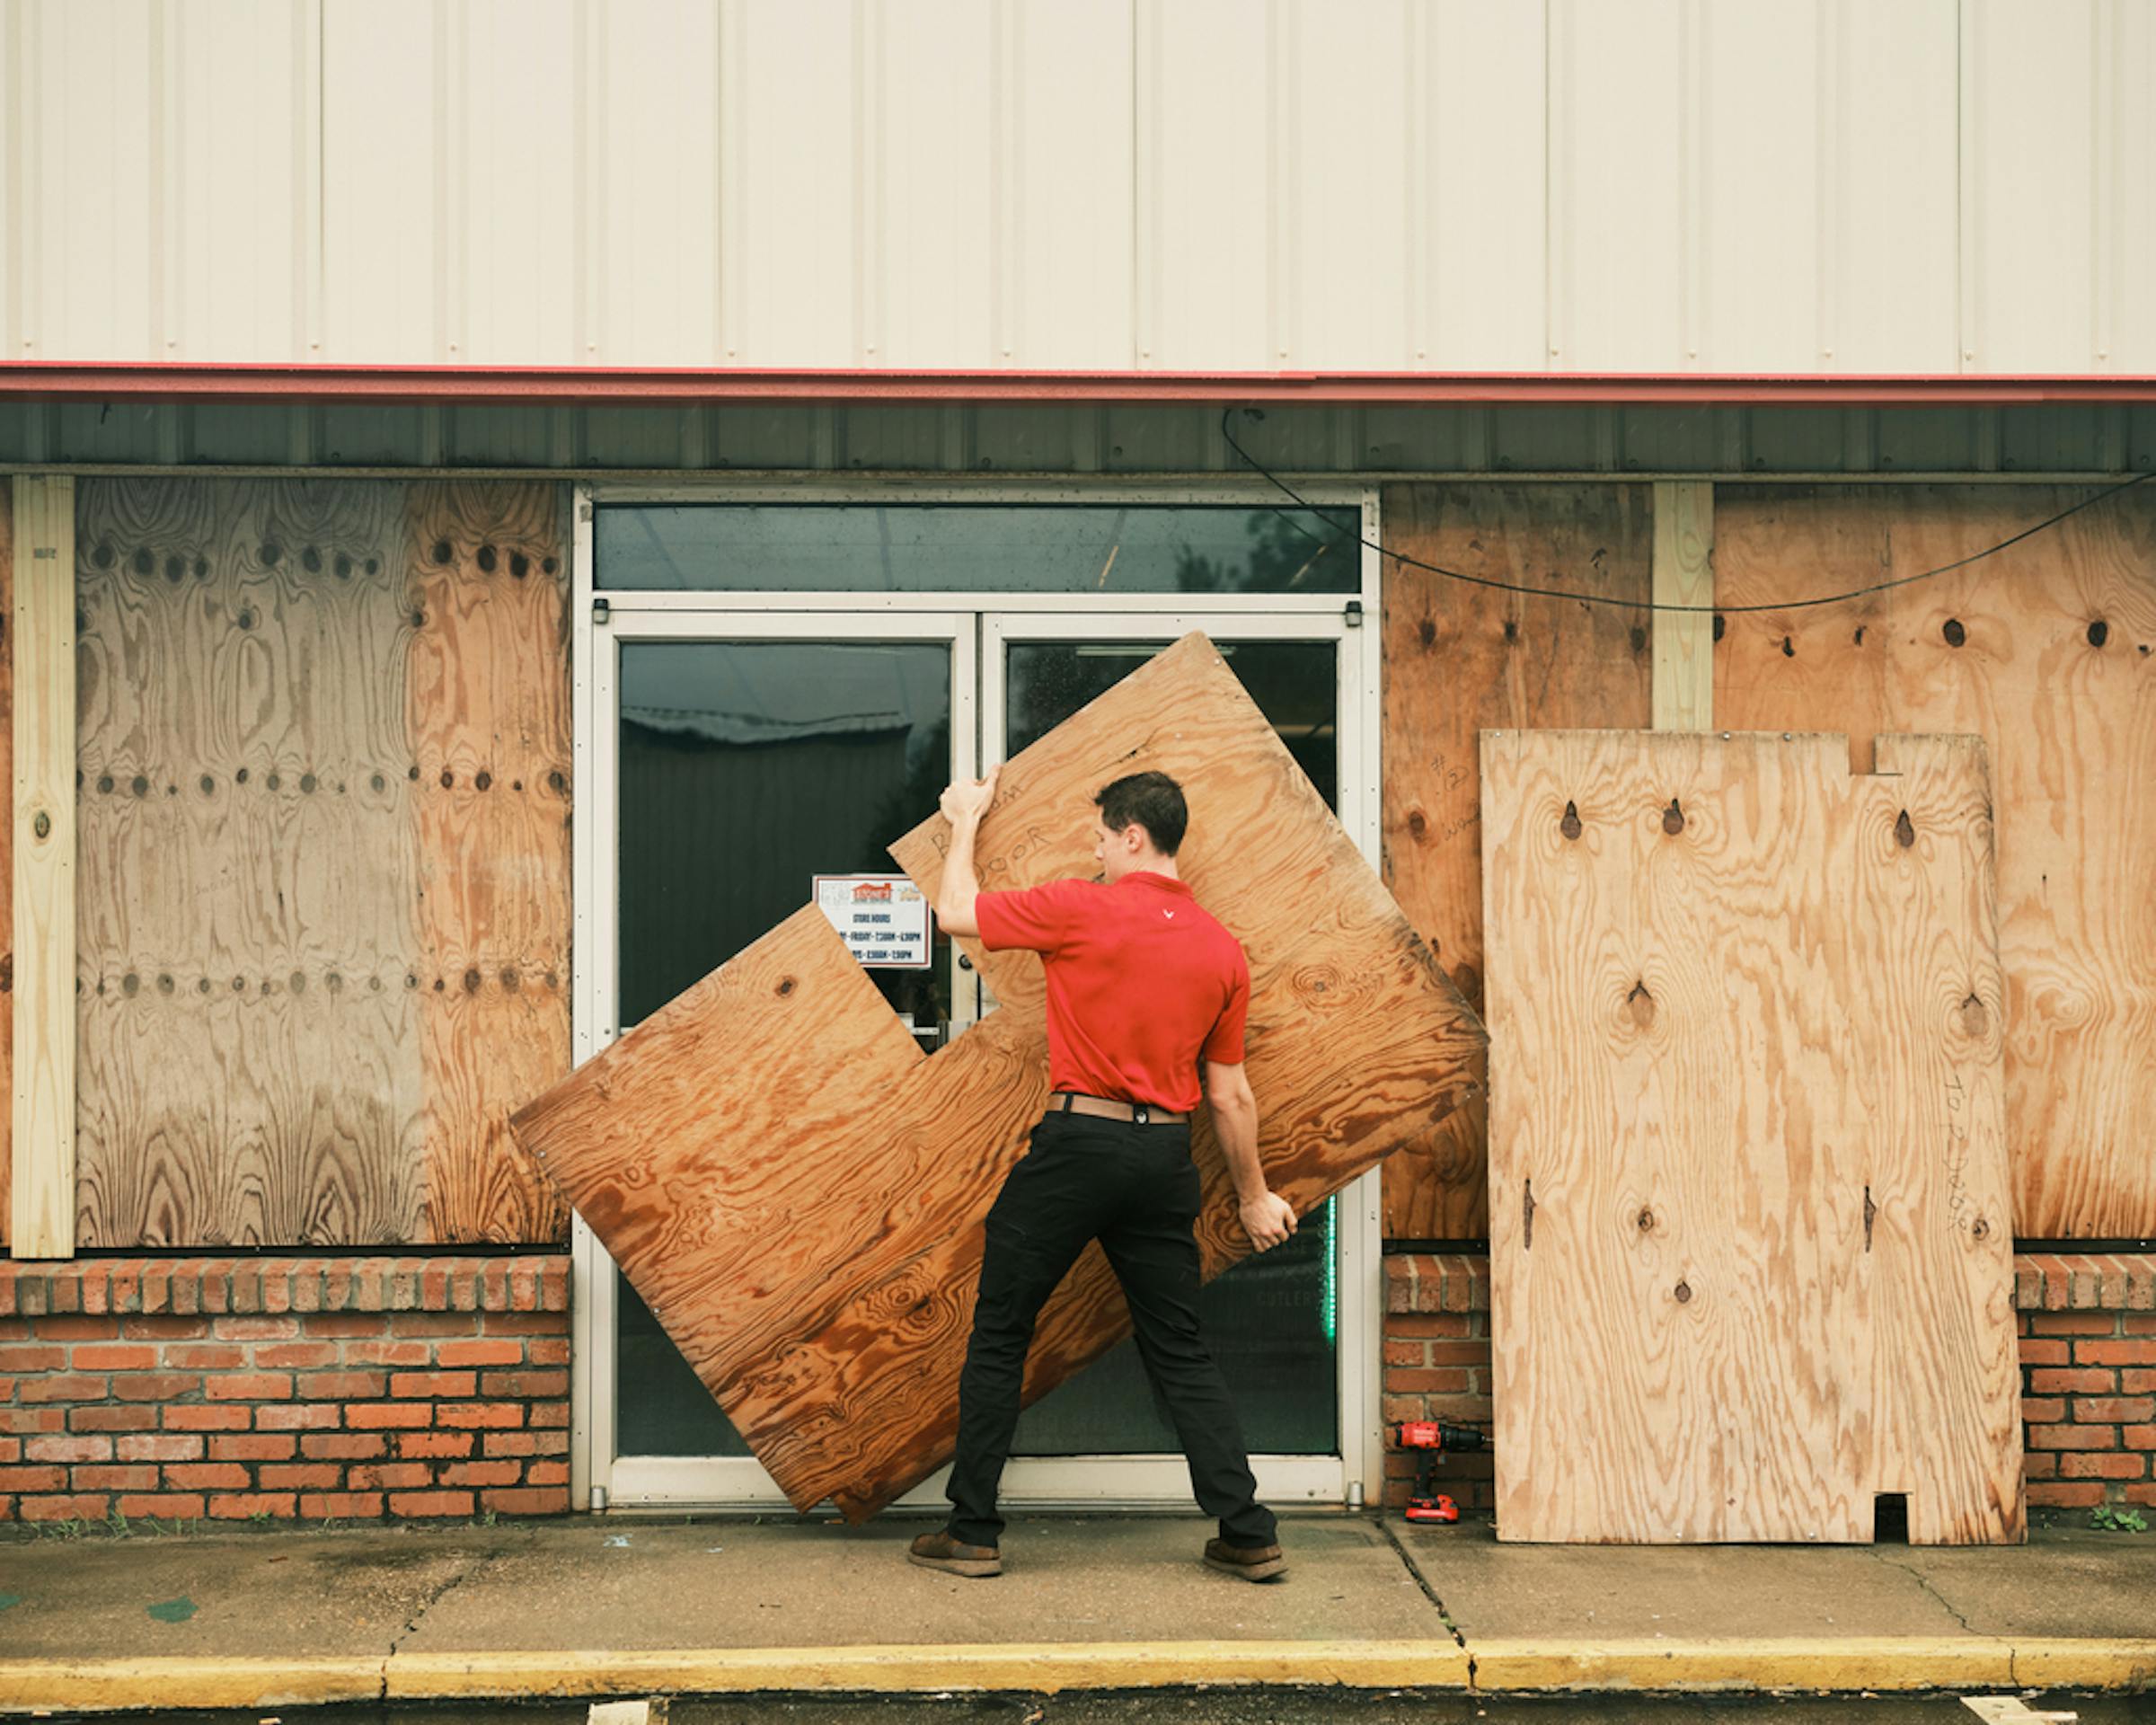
[1715,484,2156,1240]
[1481,729,2023,1544]
[73,478,570,1247]
[1379,483,1653,1241]
[0,483,16,1249]
[512,632,1487,1520]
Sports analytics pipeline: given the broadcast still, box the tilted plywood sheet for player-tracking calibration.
[513,632,1486,1520]
[1378,483,1654,1241]
[1714,483,2156,1240]
[1481,729,2021,1544]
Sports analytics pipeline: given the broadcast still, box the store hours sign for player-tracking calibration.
[813,875,932,969]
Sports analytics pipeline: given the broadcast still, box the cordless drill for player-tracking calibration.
[1395,1420,1485,1524]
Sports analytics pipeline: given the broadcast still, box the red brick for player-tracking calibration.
[2125,1482,2156,1507]
[163,1405,250,1431]
[210,1433,297,1462]
[207,1492,296,1518]
[524,1460,568,1486]
[2023,1451,2058,1479]
[2019,1398,2067,1424]
[2029,1312,2120,1336]
[166,1462,254,1491]
[254,1403,340,1431]
[0,1344,66,1371]
[298,1314,388,1340]
[2074,1396,2154,1423]
[1385,1314,1473,1340]
[298,1491,385,1518]
[2126,1425,2156,1450]
[2060,1453,2150,1480]
[259,1463,344,1490]
[73,1464,161,1491]
[20,1374,109,1403]
[119,1315,208,1340]
[480,1486,569,1516]
[113,1492,206,1519]
[69,1343,157,1371]
[303,1432,387,1461]
[391,1370,477,1399]
[296,1371,387,1401]
[26,1435,112,1464]
[2027,1482,2107,1508]
[437,1460,521,1487]
[1382,1340,1427,1368]
[349,1462,435,1490]
[344,1340,432,1367]
[252,1342,340,1369]
[394,1430,474,1459]
[479,1369,567,1400]
[481,1312,566,1334]
[205,1371,292,1402]
[482,1430,570,1458]
[437,1340,523,1367]
[2018,1340,2071,1367]
[437,1402,522,1429]
[347,1402,432,1430]
[37,1316,120,1340]
[67,1405,157,1433]
[527,1402,570,1429]
[2029,1367,2116,1394]
[389,1489,473,1517]
[19,1492,110,1520]
[214,1316,301,1341]
[2125,1314,2156,1334]
[2079,1340,2156,1367]
[164,1345,246,1371]
[1388,1367,1475,1394]
[388,1314,472,1338]
[526,1340,570,1367]
[110,1372,201,1402]
[0,1409,64,1434]
[2027,1424,2116,1451]
[0,1465,67,1491]
[2123,1370,2156,1394]
[117,1434,202,1463]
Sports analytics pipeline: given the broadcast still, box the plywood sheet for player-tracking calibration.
[513,632,1486,1520]
[73,477,572,1247]
[1378,483,1653,1241]
[1481,729,2022,1544]
[1714,484,2156,1239]
[0,481,13,1250]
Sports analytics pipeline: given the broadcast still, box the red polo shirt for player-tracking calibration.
[973,871,1250,1112]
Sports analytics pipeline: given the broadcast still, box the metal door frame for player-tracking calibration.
[570,481,1384,1515]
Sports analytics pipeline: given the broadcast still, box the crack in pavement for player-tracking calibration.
[377,1537,517,1699]
[1375,1516,1468,1650]
[1869,1546,1981,1636]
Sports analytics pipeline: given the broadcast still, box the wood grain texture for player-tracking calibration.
[13,476,75,1259]
[1481,729,2021,1544]
[1377,483,1653,1240]
[1714,484,2156,1238]
[404,482,572,1243]
[0,482,12,1249]
[1651,481,1714,730]
[514,632,1486,1520]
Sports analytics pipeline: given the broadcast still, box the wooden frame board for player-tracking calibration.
[1481,729,2022,1544]
[512,632,1486,1520]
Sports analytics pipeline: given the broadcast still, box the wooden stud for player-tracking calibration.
[1651,480,1715,731]
[12,475,75,1260]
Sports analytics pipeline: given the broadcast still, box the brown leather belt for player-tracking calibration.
[1049,1091,1189,1126]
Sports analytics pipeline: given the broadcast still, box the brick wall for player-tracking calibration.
[1383,1250,2156,1517]
[0,1256,570,1526]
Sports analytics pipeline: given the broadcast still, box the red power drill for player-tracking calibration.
[1395,1420,1486,1524]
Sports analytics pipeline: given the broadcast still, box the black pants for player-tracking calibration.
[944,1109,1278,1550]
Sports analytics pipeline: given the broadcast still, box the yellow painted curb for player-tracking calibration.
[0,1656,383,1715]
[1468,1637,2020,1693]
[382,1640,1472,1700]
[2010,1639,2156,1690]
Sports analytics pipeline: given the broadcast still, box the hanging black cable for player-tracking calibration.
[1219,406,2154,616]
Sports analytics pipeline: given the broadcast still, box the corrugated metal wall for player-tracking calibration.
[4,0,2152,377]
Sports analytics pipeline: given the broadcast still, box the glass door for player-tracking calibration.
[588,613,976,1508]
[978,612,1376,1513]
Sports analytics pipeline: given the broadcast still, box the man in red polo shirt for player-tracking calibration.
[906,768,1297,1583]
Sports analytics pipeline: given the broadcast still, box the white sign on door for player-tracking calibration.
[812,874,932,969]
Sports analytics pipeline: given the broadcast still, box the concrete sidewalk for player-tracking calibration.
[0,1510,2152,1713]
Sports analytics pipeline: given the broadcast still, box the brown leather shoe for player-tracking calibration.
[907,1528,1002,1578]
[1203,1536,1286,1581]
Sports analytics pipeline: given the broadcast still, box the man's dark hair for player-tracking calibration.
[1095,770,1188,856]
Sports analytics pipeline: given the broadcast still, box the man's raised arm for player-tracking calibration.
[933,765,1003,939]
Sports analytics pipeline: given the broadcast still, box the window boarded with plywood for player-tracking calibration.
[1715,484,2156,1241]
[1379,483,1654,1242]
[72,477,571,1247]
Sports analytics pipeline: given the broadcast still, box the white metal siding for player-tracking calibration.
[3,0,2149,377]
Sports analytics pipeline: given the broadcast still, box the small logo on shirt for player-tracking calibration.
[1163,910,1177,919]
